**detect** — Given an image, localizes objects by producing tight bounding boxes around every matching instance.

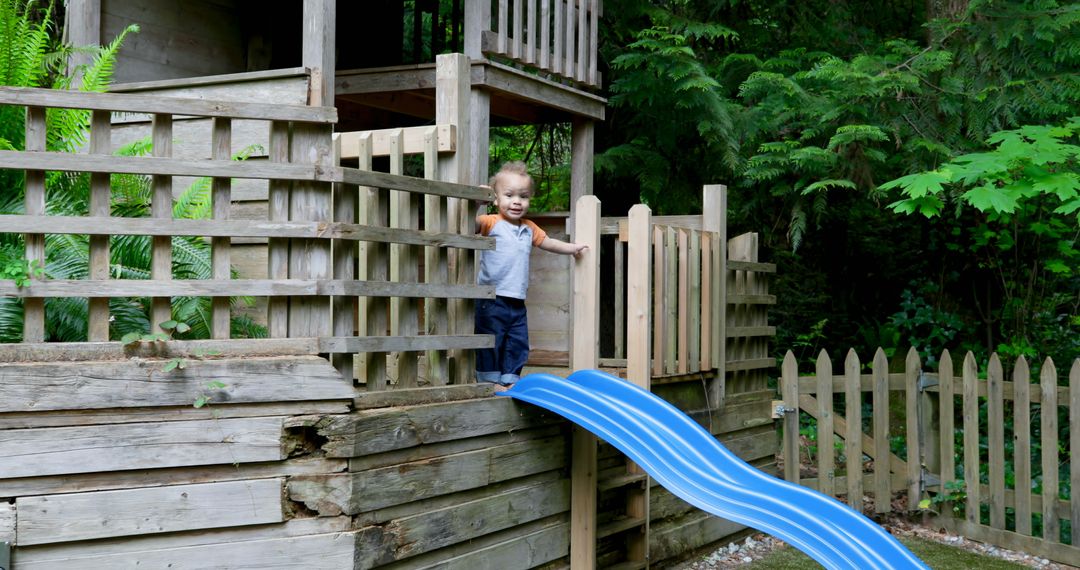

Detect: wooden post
[332,134,356,381]
[987,354,1004,528]
[464,0,491,58]
[816,349,835,498]
[625,203,651,566]
[905,347,922,511]
[938,350,955,516]
[303,0,335,106]
[356,134,389,391]
[1040,357,1059,542]
[23,107,46,342]
[570,195,600,570]
[436,53,475,383]
[962,352,979,524]
[87,110,110,341]
[844,349,863,508]
[267,122,290,338]
[66,0,100,86]
[210,118,232,339]
[702,185,726,403]
[1014,356,1032,535]
[570,117,594,229]
[150,114,173,331]
[781,351,799,483]
[872,348,890,514]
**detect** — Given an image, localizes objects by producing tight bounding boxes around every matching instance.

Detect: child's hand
[571,243,589,257]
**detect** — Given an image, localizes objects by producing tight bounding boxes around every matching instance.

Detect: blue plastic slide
[498,369,928,570]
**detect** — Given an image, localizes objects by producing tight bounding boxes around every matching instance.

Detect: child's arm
[538,237,589,257]
[475,185,493,231]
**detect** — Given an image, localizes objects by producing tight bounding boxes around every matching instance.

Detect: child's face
[494,173,531,222]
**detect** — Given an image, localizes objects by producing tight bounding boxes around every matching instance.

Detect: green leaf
[193,396,209,408]
[121,331,142,345]
[801,179,856,194]
[162,358,180,372]
[206,381,227,390]
[175,322,191,333]
[159,319,179,331]
[879,170,951,199]
[962,183,1019,213]
[918,499,932,510]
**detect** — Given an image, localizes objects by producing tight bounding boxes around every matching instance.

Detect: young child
[474,161,588,389]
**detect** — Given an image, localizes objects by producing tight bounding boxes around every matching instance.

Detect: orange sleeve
[524,219,548,246]
[476,214,498,236]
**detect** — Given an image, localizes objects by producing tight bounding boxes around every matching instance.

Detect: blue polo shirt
[476,214,548,299]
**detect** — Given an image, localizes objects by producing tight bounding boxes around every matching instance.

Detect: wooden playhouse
[0,1,777,568]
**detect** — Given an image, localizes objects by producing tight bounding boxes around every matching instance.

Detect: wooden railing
[0,86,493,389]
[779,348,1080,566]
[482,0,602,88]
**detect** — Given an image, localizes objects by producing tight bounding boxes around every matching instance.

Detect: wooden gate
[779,348,1080,566]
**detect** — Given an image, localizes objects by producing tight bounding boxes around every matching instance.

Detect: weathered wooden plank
[0,279,493,299]
[652,226,664,378]
[1014,356,1033,535]
[267,120,290,338]
[357,133,388,390]
[0,417,285,479]
[0,356,351,413]
[423,128,450,385]
[476,61,606,120]
[389,129,420,387]
[391,519,567,570]
[816,350,835,498]
[150,113,175,330]
[0,86,336,122]
[988,354,1005,528]
[23,106,46,342]
[963,351,980,524]
[781,352,799,483]
[844,349,864,510]
[626,205,651,387]
[539,0,551,69]
[1040,357,1060,542]
[905,348,922,511]
[676,229,689,374]
[0,456,343,499]
[290,436,565,515]
[938,350,956,516]
[319,334,493,354]
[0,501,13,544]
[353,478,569,569]
[934,517,1080,569]
[316,397,560,457]
[210,117,233,339]
[341,167,493,201]
[649,509,744,564]
[337,125,455,158]
[0,338,319,362]
[872,348,890,513]
[87,110,111,341]
[17,479,283,545]
[16,531,355,569]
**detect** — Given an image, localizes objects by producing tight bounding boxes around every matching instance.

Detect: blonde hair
[489,161,534,194]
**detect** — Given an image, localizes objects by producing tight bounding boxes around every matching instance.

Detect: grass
[743,536,1029,569]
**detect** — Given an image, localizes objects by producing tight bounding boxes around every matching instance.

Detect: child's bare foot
[492,383,513,392]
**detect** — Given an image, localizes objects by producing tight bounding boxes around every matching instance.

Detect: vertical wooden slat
[564,0,575,79]
[1014,356,1032,535]
[702,185,725,384]
[87,110,111,341]
[1070,359,1080,539]
[267,121,290,338]
[287,122,334,339]
[872,347,890,514]
[210,118,232,340]
[357,135,388,391]
[938,350,956,517]
[664,226,677,375]
[23,106,46,342]
[1040,357,1059,543]
[525,0,536,63]
[512,0,522,59]
[651,225,664,378]
[699,235,712,371]
[577,0,587,80]
[552,0,563,75]
[625,203,651,567]
[588,0,599,85]
[905,347,922,511]
[150,113,173,330]
[498,0,508,54]
[390,130,419,388]
[676,229,688,374]
[844,349,862,509]
[781,351,799,483]
[423,127,449,385]
[570,195,600,570]
[625,204,650,387]
[613,235,625,359]
[988,353,1005,528]
[963,352,980,524]
[331,134,356,381]
[540,0,550,70]
[816,349,835,498]
[687,231,700,373]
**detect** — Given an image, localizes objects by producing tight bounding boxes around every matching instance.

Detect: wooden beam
[336,125,455,157]
[302,0,335,106]
[477,61,605,120]
[0,279,494,299]
[0,86,336,123]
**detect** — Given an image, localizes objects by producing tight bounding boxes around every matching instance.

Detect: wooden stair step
[597,515,647,539]
[598,469,648,492]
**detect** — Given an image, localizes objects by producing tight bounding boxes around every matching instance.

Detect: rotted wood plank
[289,435,565,515]
[353,478,568,569]
[0,356,351,412]
[0,279,494,299]
[0,338,320,362]
[17,479,284,545]
[315,397,561,457]
[0,417,285,479]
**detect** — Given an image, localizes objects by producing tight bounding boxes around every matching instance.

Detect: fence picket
[677,229,688,374]
[844,349,862,508]
[664,226,677,374]
[687,231,701,373]
[23,106,45,342]
[1014,356,1032,535]
[651,226,664,378]
[939,350,956,517]
[988,354,1005,529]
[210,118,233,340]
[872,348,890,513]
[150,113,174,330]
[782,351,799,484]
[905,348,921,511]
[1040,358,1059,542]
[816,349,835,498]
[963,352,980,524]
[1071,359,1080,540]
[87,110,111,341]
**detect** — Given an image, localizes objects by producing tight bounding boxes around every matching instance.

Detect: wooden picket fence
[779,348,1080,565]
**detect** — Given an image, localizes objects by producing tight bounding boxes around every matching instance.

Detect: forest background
[499,0,1080,368]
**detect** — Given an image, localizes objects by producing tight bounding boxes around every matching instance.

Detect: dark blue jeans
[474,296,529,385]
